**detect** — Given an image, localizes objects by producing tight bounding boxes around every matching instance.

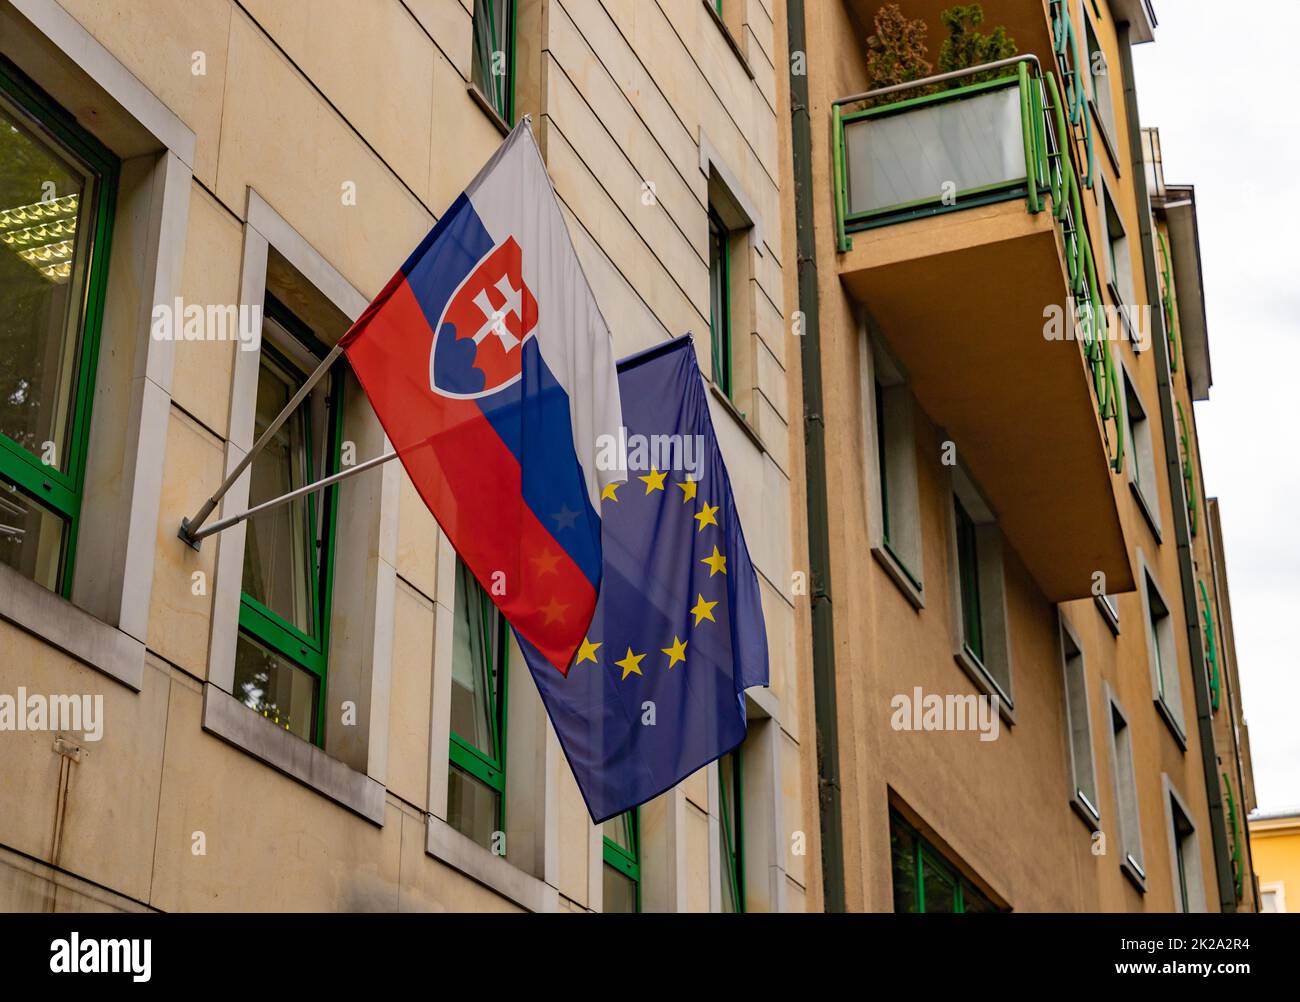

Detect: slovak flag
[340,119,623,673]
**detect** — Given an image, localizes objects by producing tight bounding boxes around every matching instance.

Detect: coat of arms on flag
[340,118,623,674]
[430,236,538,398]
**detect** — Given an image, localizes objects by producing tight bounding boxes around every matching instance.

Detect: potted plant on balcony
[863,4,933,106]
[937,3,1018,83]
[862,3,1017,104]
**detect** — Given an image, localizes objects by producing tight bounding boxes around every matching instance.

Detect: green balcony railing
[1176,401,1199,537]
[1048,0,1095,192]
[1199,578,1221,713]
[1158,230,1181,373]
[831,56,1124,473]
[1222,772,1244,902]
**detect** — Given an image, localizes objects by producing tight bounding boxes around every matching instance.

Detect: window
[1060,621,1100,827]
[1166,785,1204,912]
[954,497,983,660]
[603,809,640,913]
[1142,564,1184,742]
[707,204,732,399]
[890,811,997,913]
[950,470,1012,707]
[1085,17,1117,145]
[869,338,922,597]
[0,59,116,597]
[1101,184,1132,305]
[234,297,344,745]
[718,748,744,912]
[448,557,509,850]
[1108,697,1146,887]
[1123,368,1160,534]
[471,0,516,123]
[1096,592,1120,635]
[1260,882,1285,913]
[1172,809,1190,912]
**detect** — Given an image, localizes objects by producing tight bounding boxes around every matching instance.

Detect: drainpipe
[1116,23,1236,912]
[786,0,845,912]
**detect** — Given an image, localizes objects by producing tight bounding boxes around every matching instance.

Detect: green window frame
[0,56,118,598]
[235,295,344,747]
[447,558,510,851]
[707,204,732,399]
[719,748,745,912]
[954,496,984,663]
[602,808,641,913]
[471,0,518,124]
[889,810,997,913]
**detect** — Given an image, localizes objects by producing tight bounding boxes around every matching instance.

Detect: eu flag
[514,335,769,823]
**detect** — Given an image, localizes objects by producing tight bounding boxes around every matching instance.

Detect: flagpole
[185,448,399,544]
[177,341,344,548]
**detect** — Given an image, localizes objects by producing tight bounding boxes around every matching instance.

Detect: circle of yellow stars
[580,468,726,681]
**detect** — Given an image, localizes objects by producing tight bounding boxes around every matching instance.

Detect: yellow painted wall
[1250,816,1300,913]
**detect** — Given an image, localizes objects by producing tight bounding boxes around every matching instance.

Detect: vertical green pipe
[787,0,846,913]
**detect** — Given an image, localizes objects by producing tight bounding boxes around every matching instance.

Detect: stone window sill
[201,682,386,825]
[425,812,558,912]
[0,562,144,692]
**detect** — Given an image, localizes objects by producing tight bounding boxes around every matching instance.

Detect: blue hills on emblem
[432,321,487,396]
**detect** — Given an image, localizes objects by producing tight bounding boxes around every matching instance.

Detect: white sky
[1131,1,1300,813]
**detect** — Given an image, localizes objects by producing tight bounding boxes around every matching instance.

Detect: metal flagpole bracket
[177,516,203,551]
[176,341,345,550]
[180,450,399,548]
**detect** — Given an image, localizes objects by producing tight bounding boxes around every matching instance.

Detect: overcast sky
[1131,1,1300,813]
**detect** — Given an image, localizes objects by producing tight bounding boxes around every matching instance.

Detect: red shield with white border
[428,236,539,399]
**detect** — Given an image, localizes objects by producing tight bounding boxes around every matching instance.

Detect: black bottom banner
[0,910,1287,988]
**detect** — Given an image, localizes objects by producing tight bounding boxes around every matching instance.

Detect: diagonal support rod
[184,448,398,545]
[178,342,344,549]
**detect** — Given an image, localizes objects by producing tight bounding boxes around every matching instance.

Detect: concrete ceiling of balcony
[839,198,1135,602]
[845,0,1057,84]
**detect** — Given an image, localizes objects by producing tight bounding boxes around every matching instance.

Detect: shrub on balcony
[937,4,1018,83]
[864,3,933,105]
[862,3,1018,108]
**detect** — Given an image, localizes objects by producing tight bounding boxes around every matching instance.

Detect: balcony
[831,56,1133,601]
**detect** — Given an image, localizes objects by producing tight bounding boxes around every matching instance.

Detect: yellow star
[530,550,560,578]
[601,481,622,502]
[690,593,718,626]
[614,647,646,680]
[575,637,601,665]
[638,467,667,494]
[541,596,570,624]
[701,545,727,577]
[676,478,698,503]
[694,502,719,532]
[661,635,687,668]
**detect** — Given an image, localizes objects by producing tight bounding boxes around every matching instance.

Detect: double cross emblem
[470,274,525,353]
